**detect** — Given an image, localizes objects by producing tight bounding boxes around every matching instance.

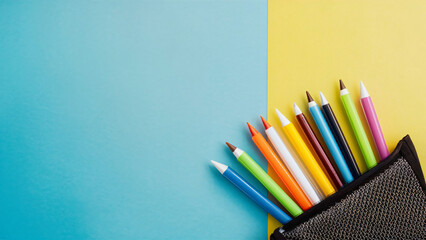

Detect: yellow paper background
[268,0,426,235]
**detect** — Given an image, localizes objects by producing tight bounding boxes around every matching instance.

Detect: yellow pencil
[276,108,335,197]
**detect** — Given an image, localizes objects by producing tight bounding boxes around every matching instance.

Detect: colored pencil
[293,102,344,188]
[226,142,306,214]
[275,109,336,197]
[260,116,322,205]
[340,80,377,169]
[247,123,311,212]
[360,82,389,161]
[320,92,361,179]
[211,161,292,224]
[306,92,354,184]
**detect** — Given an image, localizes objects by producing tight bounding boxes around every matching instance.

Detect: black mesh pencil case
[271,135,426,240]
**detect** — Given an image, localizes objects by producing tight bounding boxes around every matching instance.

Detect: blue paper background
[0,1,267,239]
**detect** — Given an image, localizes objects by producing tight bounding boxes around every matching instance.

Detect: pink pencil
[360,82,389,161]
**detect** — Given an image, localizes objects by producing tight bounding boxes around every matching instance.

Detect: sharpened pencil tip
[275,108,291,127]
[339,79,346,90]
[247,122,259,136]
[360,81,369,98]
[211,160,228,174]
[293,103,302,115]
[260,116,271,130]
[320,92,328,106]
[225,142,237,152]
[306,91,314,102]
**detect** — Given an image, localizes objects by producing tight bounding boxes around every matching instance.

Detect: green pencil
[339,80,377,169]
[226,142,303,217]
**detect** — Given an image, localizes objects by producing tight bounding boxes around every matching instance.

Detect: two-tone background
[1,1,425,239]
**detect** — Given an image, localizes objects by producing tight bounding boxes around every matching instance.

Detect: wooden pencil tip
[339,79,346,90]
[225,142,237,152]
[306,91,314,102]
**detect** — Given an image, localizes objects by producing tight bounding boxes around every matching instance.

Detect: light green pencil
[339,80,377,169]
[226,142,303,217]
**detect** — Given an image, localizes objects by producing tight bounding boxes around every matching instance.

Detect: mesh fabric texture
[274,157,426,240]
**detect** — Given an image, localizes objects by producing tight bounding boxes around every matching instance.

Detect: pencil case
[270,135,426,240]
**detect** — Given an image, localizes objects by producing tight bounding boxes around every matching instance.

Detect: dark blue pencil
[320,92,361,179]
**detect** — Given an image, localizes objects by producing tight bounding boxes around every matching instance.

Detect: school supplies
[340,80,377,169]
[293,102,344,188]
[306,92,354,184]
[247,123,311,211]
[211,160,292,224]
[261,116,322,205]
[212,80,393,229]
[360,82,389,161]
[320,92,361,178]
[275,109,336,197]
[226,142,306,214]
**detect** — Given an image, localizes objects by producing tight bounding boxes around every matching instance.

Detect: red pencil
[293,103,344,189]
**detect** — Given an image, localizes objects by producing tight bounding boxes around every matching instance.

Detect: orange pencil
[247,122,312,211]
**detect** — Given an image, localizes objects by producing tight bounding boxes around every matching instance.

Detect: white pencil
[260,116,322,205]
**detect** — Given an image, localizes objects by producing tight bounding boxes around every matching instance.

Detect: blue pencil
[306,92,354,184]
[211,160,292,224]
